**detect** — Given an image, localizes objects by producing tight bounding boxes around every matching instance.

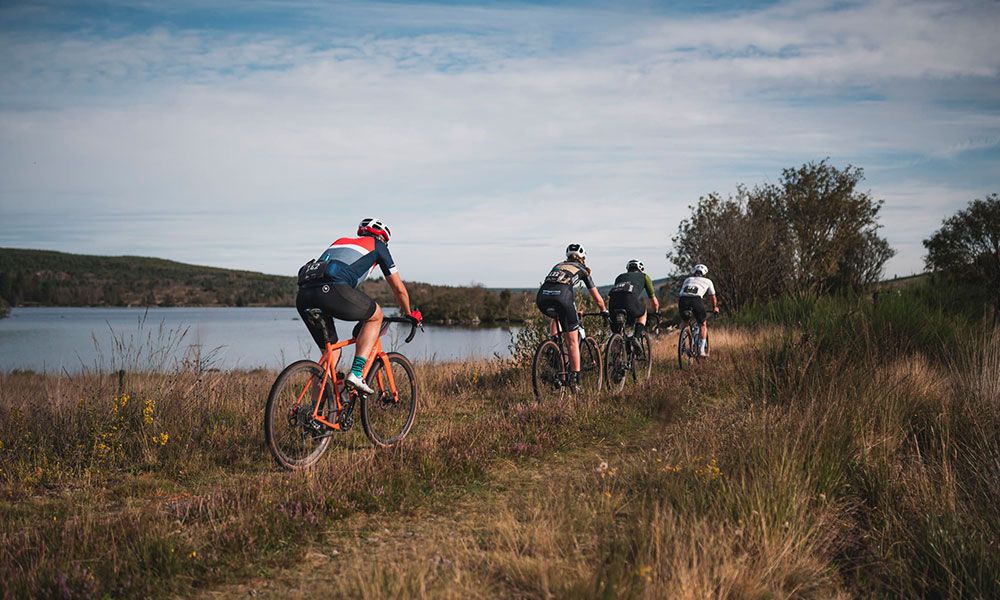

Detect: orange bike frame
[296,330,400,431]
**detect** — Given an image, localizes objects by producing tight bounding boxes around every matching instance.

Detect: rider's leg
[699,319,709,355]
[352,304,384,373]
[565,329,581,372]
[635,309,647,337]
[344,305,383,393]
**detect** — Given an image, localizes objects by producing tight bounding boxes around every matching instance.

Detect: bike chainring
[337,393,356,431]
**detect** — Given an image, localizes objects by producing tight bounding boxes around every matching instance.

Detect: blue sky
[1,0,998,286]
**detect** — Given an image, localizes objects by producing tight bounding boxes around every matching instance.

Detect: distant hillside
[0,248,297,309]
[0,248,537,324]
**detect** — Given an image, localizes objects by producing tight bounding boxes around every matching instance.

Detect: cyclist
[296,217,422,394]
[536,244,608,389]
[677,263,719,356]
[608,259,660,339]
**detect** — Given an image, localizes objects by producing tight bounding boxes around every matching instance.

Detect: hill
[0,248,537,324]
[0,248,296,309]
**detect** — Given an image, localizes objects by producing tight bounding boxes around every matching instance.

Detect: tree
[776,160,894,294]
[924,193,1000,306]
[666,186,791,309]
[667,160,894,308]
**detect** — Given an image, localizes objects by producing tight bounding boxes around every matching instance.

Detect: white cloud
[1,0,998,285]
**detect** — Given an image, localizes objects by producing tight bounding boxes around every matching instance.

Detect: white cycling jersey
[679,276,716,298]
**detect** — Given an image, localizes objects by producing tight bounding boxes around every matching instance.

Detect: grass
[2,290,998,598]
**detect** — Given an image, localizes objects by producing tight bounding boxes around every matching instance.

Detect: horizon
[2,0,998,286]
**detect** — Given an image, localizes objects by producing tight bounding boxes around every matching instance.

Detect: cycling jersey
[543,261,596,289]
[679,276,716,298]
[611,272,655,299]
[317,236,397,289]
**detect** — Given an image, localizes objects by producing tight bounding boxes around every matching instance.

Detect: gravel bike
[677,311,714,369]
[531,313,604,401]
[264,311,420,470]
[604,309,654,392]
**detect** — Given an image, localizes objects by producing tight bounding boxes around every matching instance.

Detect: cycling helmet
[692,264,708,276]
[358,217,391,243]
[565,243,586,261]
[627,259,644,272]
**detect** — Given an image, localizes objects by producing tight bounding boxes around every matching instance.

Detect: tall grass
[2,287,997,597]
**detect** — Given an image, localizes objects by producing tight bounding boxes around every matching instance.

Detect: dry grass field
[1,301,998,598]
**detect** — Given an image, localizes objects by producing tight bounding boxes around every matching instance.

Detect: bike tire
[264,360,333,470]
[361,352,417,447]
[637,333,653,380]
[578,336,603,394]
[677,328,693,370]
[604,333,628,393]
[532,339,565,401]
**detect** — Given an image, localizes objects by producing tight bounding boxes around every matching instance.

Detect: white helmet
[627,259,644,272]
[693,264,708,276]
[358,217,391,243]
[566,243,586,261]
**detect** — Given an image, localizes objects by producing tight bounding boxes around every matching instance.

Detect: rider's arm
[706,294,719,312]
[706,279,719,312]
[588,286,607,312]
[644,274,659,312]
[579,269,607,312]
[385,272,412,315]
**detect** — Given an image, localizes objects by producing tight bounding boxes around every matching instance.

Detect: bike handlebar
[383,316,421,343]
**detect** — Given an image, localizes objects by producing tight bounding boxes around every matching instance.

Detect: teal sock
[351,356,367,378]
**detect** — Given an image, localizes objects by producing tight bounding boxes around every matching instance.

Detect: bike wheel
[604,333,628,393]
[636,333,653,380]
[264,360,333,470]
[361,352,417,447]
[532,339,565,401]
[578,336,603,394]
[677,328,694,370]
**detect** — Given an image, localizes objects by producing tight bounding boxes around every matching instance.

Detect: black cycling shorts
[296,283,377,348]
[608,291,645,332]
[678,295,707,325]
[536,283,580,332]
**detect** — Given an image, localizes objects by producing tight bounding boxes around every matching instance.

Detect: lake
[0,307,519,373]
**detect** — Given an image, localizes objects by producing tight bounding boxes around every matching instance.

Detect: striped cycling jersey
[317,236,398,289]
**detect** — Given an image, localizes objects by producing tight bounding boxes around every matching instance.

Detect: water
[0,307,518,373]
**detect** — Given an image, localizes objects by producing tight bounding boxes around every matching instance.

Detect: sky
[1,0,998,287]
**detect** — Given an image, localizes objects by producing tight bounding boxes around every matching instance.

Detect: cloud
[1,0,998,285]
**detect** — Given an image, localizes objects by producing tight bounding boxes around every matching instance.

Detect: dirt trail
[199,418,666,599]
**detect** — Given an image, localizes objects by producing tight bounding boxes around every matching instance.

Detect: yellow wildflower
[189,551,198,559]
[638,565,654,582]
[696,458,722,481]
[156,432,169,446]
[143,399,155,425]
